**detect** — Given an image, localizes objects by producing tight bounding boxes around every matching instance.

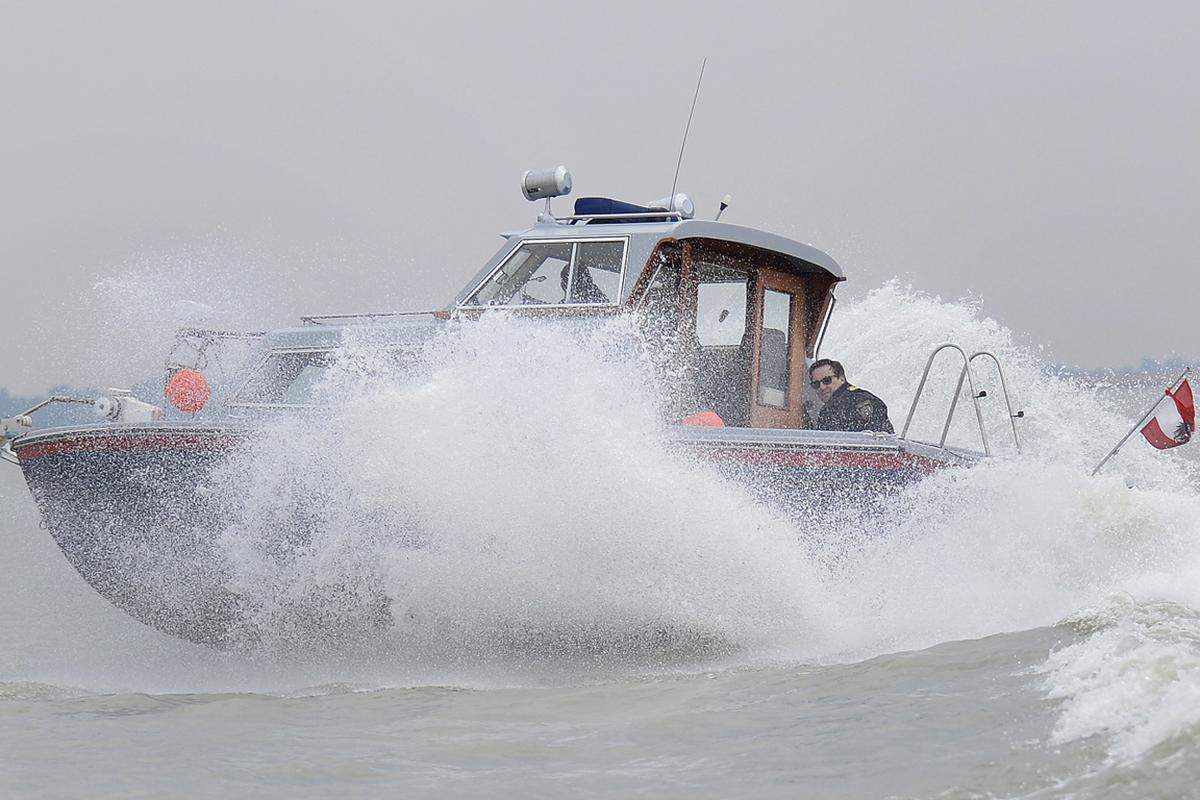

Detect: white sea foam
[43,250,283,394]
[828,282,1196,484]
[829,285,1200,760]
[27,275,1200,762]
[1040,598,1200,763]
[216,314,829,660]
[815,461,1200,661]
[205,285,1200,680]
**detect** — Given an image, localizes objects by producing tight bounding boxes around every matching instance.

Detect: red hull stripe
[695,447,944,473]
[17,433,946,474]
[16,433,240,461]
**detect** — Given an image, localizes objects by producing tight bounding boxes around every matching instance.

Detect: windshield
[233,346,421,406]
[464,239,626,307]
[234,350,333,405]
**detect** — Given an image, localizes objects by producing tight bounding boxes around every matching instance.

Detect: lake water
[3,285,1199,798]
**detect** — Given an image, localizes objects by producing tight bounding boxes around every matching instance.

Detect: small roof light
[521,166,573,201]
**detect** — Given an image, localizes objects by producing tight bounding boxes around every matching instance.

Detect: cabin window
[642,256,681,311]
[695,265,748,346]
[234,350,333,405]
[568,240,624,304]
[758,289,792,407]
[638,250,683,340]
[464,238,627,307]
[692,263,752,426]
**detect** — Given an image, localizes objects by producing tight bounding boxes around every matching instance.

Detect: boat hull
[15,423,973,646]
[15,425,243,646]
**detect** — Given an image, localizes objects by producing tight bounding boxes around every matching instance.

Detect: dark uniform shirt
[815,384,894,433]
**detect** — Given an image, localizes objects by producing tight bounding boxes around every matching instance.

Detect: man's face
[810,365,845,403]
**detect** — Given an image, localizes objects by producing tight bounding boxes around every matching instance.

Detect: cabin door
[750,270,809,428]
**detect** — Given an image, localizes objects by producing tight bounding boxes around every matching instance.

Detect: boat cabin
[228,177,844,432]
[451,196,844,430]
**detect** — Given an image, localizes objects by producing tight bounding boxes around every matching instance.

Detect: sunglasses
[810,375,837,389]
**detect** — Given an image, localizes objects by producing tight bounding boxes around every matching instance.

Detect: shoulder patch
[857,400,873,419]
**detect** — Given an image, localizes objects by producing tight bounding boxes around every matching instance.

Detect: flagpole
[1090,367,1191,476]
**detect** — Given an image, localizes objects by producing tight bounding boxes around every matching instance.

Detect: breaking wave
[212,282,1200,764]
[16,276,1200,767]
[1041,598,1200,766]
[216,314,826,662]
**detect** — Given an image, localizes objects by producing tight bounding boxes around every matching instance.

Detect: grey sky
[2,1,1198,394]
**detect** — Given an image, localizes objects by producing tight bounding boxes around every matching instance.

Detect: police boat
[1,167,1023,645]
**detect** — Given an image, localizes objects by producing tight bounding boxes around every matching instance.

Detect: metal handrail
[300,310,442,326]
[173,327,266,339]
[900,343,991,456]
[556,211,685,223]
[812,294,837,360]
[1,395,96,466]
[165,327,267,373]
[969,350,1024,454]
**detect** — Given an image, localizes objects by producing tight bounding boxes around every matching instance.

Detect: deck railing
[899,343,1024,456]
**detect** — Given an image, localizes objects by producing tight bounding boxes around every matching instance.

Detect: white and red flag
[1140,379,1195,449]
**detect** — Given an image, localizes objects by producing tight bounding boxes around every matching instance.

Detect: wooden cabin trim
[667,237,834,430]
[670,221,845,279]
[451,305,625,321]
[748,270,810,429]
[625,240,683,308]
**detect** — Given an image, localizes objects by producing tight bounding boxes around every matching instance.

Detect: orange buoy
[682,411,725,427]
[165,368,211,414]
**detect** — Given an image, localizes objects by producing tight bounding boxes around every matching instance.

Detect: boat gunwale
[669,426,980,465]
[11,420,978,468]
[11,423,245,461]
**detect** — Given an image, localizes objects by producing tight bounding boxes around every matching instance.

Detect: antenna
[715,193,732,221]
[670,57,707,199]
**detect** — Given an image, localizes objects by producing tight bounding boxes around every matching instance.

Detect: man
[809,358,894,433]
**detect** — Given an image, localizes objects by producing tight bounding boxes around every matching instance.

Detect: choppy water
[4,283,1200,798]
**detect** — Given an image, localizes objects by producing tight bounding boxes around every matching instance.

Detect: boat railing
[899,344,1024,456]
[1,395,96,465]
[300,311,444,326]
[555,211,686,224]
[165,327,266,370]
[968,350,1024,454]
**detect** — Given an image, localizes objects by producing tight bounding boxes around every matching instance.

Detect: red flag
[1140,379,1195,449]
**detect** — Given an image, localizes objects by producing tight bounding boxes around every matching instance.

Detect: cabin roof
[669,220,844,278]
[456,218,844,308]
[497,219,842,278]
